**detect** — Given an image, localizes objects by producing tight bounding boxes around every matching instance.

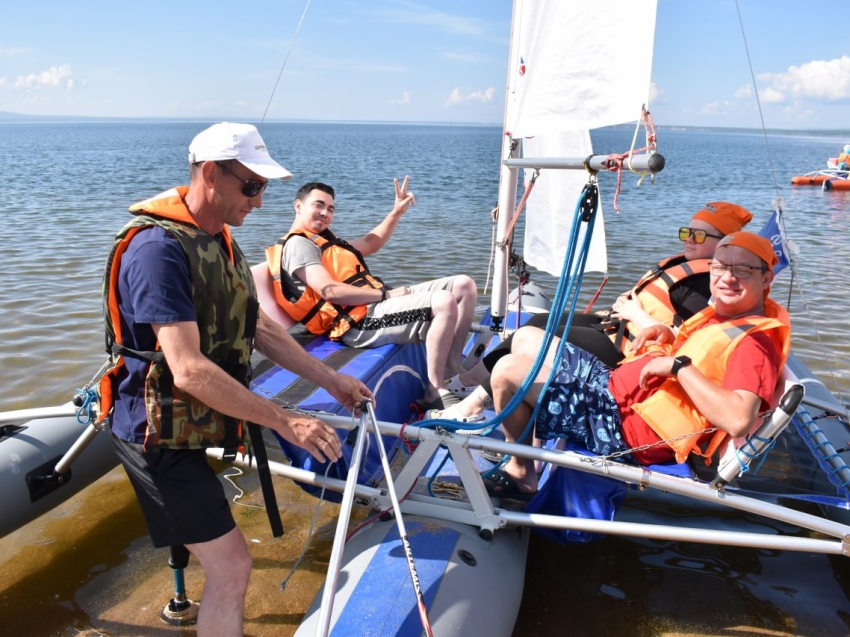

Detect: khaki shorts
[340,276,458,349]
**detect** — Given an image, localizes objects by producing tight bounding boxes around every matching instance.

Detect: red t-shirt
[609,318,782,465]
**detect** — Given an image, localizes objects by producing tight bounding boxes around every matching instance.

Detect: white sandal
[424,408,485,424]
[444,375,478,398]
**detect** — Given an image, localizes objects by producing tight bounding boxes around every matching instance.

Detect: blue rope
[75,388,98,424]
[730,433,777,476]
[417,184,600,484]
[792,408,850,491]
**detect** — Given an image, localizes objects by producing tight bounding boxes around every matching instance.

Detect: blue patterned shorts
[535,341,628,457]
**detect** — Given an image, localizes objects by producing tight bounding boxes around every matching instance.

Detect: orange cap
[715,231,778,268]
[692,202,753,236]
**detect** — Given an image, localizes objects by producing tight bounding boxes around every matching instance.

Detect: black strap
[110,342,166,364]
[613,317,629,352]
[247,422,284,538]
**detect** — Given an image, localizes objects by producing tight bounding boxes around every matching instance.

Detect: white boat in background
[2,1,850,635]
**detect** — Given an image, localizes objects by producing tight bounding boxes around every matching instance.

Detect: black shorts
[111,434,235,548]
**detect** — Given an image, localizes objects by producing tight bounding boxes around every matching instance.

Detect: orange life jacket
[604,255,711,355]
[630,298,791,464]
[97,187,257,453]
[265,229,385,339]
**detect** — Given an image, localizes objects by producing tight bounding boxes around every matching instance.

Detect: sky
[1,0,848,130]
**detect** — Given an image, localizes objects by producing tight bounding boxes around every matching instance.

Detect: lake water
[1,121,849,635]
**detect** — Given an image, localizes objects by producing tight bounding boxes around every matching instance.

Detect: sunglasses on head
[215,161,268,198]
[679,226,724,244]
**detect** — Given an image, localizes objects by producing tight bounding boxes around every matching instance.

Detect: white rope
[260,0,313,126]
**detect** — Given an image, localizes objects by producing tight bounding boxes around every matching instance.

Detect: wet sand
[0,459,346,637]
[4,458,850,636]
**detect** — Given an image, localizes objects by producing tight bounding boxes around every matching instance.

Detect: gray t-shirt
[281,235,322,294]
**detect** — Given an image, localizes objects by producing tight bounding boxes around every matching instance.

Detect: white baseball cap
[187,122,292,181]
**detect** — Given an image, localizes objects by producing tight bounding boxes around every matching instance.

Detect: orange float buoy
[791,174,831,186]
[823,178,850,191]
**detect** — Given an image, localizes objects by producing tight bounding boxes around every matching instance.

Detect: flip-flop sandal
[478,448,504,463]
[482,467,537,502]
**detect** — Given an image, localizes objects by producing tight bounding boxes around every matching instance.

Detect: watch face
[673,356,691,376]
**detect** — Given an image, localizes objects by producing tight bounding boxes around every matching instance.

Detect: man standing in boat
[266,179,478,412]
[486,231,790,498]
[98,122,373,637]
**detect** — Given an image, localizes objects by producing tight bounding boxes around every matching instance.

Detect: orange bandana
[716,231,778,268]
[693,202,753,235]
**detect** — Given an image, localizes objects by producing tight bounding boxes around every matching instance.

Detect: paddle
[364,401,434,637]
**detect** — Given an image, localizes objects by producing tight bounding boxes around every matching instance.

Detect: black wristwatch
[671,355,692,377]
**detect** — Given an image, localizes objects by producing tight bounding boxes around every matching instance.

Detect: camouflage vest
[99,188,258,452]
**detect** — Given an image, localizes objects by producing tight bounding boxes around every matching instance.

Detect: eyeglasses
[709,261,768,279]
[679,227,724,244]
[215,161,268,198]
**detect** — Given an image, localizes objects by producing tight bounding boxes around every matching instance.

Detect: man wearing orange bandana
[486,231,790,499]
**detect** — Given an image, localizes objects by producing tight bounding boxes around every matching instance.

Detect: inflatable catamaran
[2,1,850,636]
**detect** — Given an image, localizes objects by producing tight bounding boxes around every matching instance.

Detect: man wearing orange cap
[435,202,752,424]
[485,231,790,499]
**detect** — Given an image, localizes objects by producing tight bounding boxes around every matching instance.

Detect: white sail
[513,0,656,278]
[492,0,658,315]
[505,0,658,138]
[522,132,608,276]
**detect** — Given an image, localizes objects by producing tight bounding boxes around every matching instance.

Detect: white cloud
[648,81,663,103]
[757,56,850,102]
[0,44,32,57]
[391,91,412,106]
[701,100,734,116]
[702,101,720,115]
[445,87,495,105]
[734,84,752,98]
[378,1,492,39]
[0,78,6,88]
[760,87,785,104]
[442,51,488,63]
[14,64,74,90]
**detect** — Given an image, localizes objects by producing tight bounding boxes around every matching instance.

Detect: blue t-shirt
[109,226,196,443]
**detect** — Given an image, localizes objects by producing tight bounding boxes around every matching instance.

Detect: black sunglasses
[215,161,268,198]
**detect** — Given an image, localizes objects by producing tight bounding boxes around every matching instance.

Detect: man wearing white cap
[98,122,372,636]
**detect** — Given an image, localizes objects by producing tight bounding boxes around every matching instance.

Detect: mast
[490,0,523,329]
[489,0,663,328]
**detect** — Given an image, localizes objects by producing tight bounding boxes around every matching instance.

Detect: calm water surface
[1,122,849,635]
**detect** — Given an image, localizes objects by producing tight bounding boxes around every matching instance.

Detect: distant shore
[1,110,848,136]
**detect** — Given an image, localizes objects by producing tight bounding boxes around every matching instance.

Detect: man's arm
[153,320,344,461]
[254,309,374,413]
[638,356,763,437]
[612,293,661,333]
[349,176,415,256]
[297,263,410,306]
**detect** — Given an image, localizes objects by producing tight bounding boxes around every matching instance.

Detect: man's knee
[512,326,544,357]
[431,290,459,317]
[454,275,477,300]
[491,354,522,395]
